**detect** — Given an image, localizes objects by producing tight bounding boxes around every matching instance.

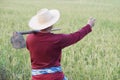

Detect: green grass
[0,0,120,80]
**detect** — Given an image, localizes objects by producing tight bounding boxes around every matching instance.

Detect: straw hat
[28,8,60,30]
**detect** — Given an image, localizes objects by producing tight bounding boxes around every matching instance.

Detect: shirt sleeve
[59,24,92,48]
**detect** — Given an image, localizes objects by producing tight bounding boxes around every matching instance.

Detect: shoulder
[51,33,66,39]
[26,34,35,41]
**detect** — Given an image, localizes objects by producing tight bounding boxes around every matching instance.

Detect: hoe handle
[17,28,61,35]
[18,30,39,35]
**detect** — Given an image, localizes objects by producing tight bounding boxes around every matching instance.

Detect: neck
[40,26,52,33]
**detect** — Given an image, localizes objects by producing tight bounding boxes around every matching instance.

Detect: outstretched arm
[59,17,96,48]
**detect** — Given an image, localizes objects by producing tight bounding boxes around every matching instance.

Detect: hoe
[11,28,60,49]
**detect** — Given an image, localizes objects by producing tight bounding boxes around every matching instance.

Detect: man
[26,8,96,80]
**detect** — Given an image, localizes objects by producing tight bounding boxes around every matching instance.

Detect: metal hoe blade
[11,32,26,49]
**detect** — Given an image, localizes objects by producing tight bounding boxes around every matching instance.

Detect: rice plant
[0,0,120,80]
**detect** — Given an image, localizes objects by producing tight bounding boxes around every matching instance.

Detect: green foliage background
[0,0,120,80]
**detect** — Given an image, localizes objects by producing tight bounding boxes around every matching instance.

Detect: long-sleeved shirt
[26,24,92,80]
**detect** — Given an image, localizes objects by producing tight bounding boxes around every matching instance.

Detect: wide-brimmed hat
[28,8,60,30]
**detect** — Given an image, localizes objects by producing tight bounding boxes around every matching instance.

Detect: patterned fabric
[63,76,68,80]
[32,66,68,80]
[32,66,62,75]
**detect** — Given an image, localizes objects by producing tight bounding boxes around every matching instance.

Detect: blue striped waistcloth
[32,66,68,80]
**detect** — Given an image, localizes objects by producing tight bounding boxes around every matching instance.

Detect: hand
[87,17,96,27]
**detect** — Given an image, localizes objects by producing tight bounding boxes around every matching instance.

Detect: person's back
[26,32,63,69]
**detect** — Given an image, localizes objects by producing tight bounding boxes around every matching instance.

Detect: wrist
[87,24,92,28]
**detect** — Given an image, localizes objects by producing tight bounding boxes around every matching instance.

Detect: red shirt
[26,24,92,80]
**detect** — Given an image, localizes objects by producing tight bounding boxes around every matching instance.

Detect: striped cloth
[32,66,68,80]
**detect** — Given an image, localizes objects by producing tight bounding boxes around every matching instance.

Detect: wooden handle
[18,30,39,35]
[17,28,61,35]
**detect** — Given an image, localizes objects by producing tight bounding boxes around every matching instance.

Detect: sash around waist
[32,66,68,80]
[32,66,62,76]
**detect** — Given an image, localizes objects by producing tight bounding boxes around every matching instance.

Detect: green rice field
[0,0,120,80]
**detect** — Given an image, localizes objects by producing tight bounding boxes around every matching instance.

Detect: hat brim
[28,9,60,30]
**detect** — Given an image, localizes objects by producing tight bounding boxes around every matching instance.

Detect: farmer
[26,8,96,80]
